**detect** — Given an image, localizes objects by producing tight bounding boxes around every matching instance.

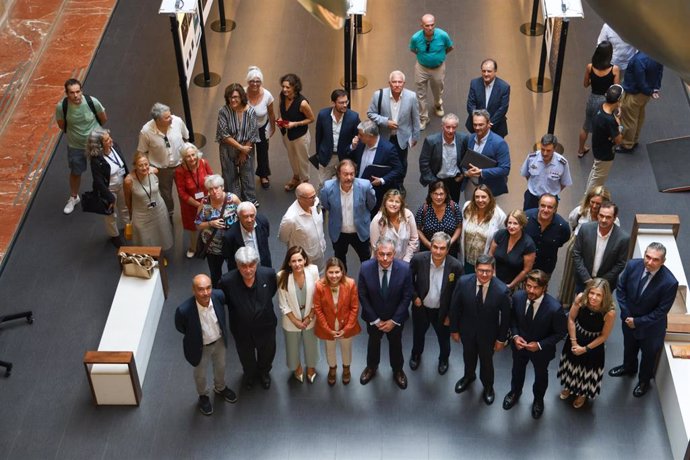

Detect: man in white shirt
[137,102,189,217]
[175,274,237,416]
[278,182,327,273]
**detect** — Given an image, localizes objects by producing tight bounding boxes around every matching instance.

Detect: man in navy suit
[462,109,511,198]
[315,89,360,187]
[359,237,414,389]
[222,201,272,271]
[611,242,678,397]
[418,113,469,203]
[502,270,566,419]
[175,274,238,415]
[319,159,376,272]
[410,232,464,375]
[349,120,403,216]
[465,59,511,138]
[450,254,511,405]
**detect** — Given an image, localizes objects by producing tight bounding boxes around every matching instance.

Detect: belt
[203,338,220,347]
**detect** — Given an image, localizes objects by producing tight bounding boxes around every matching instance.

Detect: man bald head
[296,182,317,212]
[192,274,212,307]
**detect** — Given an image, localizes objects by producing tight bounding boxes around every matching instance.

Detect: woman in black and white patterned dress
[557,278,616,409]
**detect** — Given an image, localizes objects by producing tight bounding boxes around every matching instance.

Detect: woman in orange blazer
[313,257,362,386]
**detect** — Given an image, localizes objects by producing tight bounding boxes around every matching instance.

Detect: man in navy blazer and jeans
[175,274,238,415]
[320,159,376,272]
[359,237,414,389]
[315,89,360,187]
[502,270,566,419]
[611,242,678,397]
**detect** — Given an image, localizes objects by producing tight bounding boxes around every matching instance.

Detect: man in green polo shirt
[410,14,454,131]
[55,78,107,214]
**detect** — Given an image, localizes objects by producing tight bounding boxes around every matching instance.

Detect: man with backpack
[55,78,107,214]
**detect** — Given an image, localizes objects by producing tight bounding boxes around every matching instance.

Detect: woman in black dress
[557,278,616,409]
[489,209,536,291]
[415,181,462,258]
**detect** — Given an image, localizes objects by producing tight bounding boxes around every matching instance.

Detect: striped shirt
[216,105,260,144]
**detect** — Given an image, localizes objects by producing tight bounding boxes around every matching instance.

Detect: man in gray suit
[572,201,629,293]
[418,113,469,202]
[367,70,421,184]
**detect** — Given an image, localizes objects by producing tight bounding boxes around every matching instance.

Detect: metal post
[355,14,362,34]
[526,21,553,93]
[211,0,236,33]
[547,19,570,134]
[520,0,545,36]
[343,17,351,95]
[192,0,220,87]
[351,16,358,87]
[170,15,195,143]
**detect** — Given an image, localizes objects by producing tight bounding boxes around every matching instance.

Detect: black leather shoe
[242,375,254,390]
[633,381,651,398]
[502,391,520,410]
[359,367,377,385]
[259,373,271,390]
[483,387,495,405]
[438,360,449,375]
[409,354,421,371]
[394,370,408,390]
[608,365,636,377]
[615,145,635,154]
[531,398,544,419]
[454,375,476,393]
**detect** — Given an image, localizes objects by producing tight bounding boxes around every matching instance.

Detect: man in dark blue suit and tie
[465,59,511,138]
[359,237,414,389]
[462,109,511,198]
[610,242,678,397]
[175,274,238,415]
[349,120,403,216]
[315,89,360,187]
[502,270,566,419]
[450,254,511,405]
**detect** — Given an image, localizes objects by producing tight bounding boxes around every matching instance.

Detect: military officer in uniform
[519,134,572,211]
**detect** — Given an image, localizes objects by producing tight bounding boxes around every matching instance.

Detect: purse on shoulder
[118,252,157,279]
[81,190,113,215]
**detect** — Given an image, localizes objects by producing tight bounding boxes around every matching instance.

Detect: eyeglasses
[248,80,261,85]
[425,41,431,52]
[476,269,492,275]
[163,135,170,149]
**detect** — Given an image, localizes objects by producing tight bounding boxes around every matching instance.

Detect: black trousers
[231,325,276,378]
[411,306,450,361]
[441,176,462,204]
[462,335,495,388]
[255,123,271,177]
[622,323,664,383]
[510,347,552,398]
[206,253,227,289]
[366,322,404,372]
[332,233,370,272]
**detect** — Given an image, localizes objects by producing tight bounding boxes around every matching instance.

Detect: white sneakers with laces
[63,195,80,214]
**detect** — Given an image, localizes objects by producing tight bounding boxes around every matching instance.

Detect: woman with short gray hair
[86,127,129,247]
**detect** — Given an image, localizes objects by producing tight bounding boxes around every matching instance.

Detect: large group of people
[56,14,677,421]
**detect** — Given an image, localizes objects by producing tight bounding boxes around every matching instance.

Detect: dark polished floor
[0,0,688,458]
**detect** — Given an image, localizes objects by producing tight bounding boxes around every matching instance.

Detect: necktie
[526,300,534,322]
[381,269,389,298]
[637,271,650,297]
[476,285,484,308]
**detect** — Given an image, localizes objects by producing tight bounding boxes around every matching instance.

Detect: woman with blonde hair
[369,189,419,262]
[313,257,361,385]
[557,278,616,409]
[489,209,536,290]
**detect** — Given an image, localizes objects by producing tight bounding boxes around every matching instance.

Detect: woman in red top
[176,142,213,258]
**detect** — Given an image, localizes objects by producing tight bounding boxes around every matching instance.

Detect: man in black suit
[502,270,566,419]
[409,232,463,375]
[315,89,360,187]
[222,201,272,271]
[349,119,403,215]
[359,237,414,389]
[450,254,510,405]
[611,242,679,397]
[219,247,278,390]
[572,201,629,293]
[174,274,237,415]
[418,113,469,203]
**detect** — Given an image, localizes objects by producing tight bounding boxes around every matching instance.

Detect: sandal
[284,176,300,192]
[328,366,337,386]
[573,395,586,409]
[559,389,571,400]
[577,147,590,158]
[342,365,351,385]
[260,177,270,189]
[293,364,304,383]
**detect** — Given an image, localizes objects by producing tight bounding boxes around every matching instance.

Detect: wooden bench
[83,247,166,406]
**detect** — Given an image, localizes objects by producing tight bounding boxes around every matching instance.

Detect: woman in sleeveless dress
[557,278,616,409]
[578,40,620,157]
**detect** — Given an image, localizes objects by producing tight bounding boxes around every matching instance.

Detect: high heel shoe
[573,395,586,409]
[293,365,304,383]
[342,365,351,385]
[327,367,337,386]
[307,367,316,384]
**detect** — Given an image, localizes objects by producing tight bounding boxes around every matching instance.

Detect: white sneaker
[63,195,80,214]
[435,105,445,117]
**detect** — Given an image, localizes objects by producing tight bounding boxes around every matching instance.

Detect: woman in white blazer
[369,188,419,261]
[460,184,506,273]
[278,246,321,383]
